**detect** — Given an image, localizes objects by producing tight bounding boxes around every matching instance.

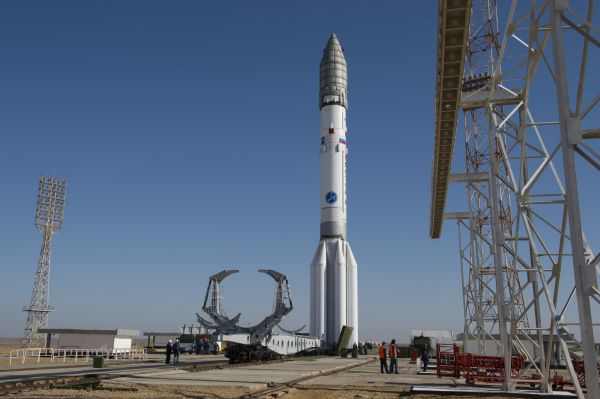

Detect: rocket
[310,33,358,347]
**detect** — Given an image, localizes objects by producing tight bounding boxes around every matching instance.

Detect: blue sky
[0,1,597,342]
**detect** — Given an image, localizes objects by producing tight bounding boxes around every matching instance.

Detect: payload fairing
[309,33,358,347]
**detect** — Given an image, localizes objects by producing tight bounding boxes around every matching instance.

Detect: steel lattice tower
[454,0,534,373]
[439,0,600,396]
[22,176,67,348]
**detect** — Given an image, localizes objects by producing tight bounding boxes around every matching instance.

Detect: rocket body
[320,104,347,239]
[310,34,358,348]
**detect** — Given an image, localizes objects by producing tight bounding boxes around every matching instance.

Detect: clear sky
[0,1,597,342]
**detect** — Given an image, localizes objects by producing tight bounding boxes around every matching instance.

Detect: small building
[410,330,454,355]
[38,328,140,352]
[143,331,180,349]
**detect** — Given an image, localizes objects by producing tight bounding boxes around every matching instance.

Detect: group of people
[377,341,430,374]
[378,339,399,374]
[191,338,212,355]
[165,337,219,364]
[356,341,371,355]
[165,339,181,365]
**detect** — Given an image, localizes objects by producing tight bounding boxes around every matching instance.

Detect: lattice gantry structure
[22,176,67,348]
[431,0,600,397]
[455,0,532,374]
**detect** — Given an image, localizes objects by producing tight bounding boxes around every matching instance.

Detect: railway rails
[235,358,376,399]
[0,357,377,397]
[0,358,227,395]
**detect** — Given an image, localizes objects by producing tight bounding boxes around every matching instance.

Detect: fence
[8,347,147,367]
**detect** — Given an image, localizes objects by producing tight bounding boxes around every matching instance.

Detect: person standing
[420,343,429,372]
[172,339,181,365]
[388,339,398,374]
[165,340,173,365]
[379,342,390,374]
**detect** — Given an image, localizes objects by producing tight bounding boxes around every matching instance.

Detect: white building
[38,328,140,352]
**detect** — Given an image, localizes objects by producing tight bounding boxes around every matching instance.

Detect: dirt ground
[4,382,538,399]
[0,338,22,367]
[5,383,251,398]
[0,338,22,354]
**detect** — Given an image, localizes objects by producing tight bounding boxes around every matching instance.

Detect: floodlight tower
[22,176,67,348]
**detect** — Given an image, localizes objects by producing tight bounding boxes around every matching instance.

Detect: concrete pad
[299,359,456,388]
[113,357,372,388]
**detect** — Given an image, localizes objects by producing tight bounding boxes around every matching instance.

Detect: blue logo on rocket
[325,191,338,204]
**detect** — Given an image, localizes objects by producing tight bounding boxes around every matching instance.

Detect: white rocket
[310,33,358,348]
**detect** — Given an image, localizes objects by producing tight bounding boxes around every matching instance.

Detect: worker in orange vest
[379,341,390,374]
[388,339,398,374]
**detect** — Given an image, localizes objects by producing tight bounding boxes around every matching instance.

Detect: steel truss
[22,176,66,348]
[449,0,600,396]
[198,269,294,345]
[451,1,533,365]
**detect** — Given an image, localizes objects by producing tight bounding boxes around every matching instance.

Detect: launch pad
[1,355,578,398]
[7,1,598,398]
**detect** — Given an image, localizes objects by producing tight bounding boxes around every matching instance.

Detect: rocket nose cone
[327,33,340,47]
[319,33,348,110]
[322,33,344,59]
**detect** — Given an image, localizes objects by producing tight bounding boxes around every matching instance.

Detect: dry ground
[0,338,22,354]
[5,383,251,398]
[0,338,25,368]
[4,382,539,399]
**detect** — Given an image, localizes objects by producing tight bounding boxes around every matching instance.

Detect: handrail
[7,347,147,366]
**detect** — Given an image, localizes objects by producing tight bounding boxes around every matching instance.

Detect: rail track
[235,358,376,399]
[0,357,377,397]
[0,358,233,395]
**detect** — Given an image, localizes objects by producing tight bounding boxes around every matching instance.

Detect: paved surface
[0,356,578,397]
[0,354,226,383]
[113,357,375,389]
[109,357,454,390]
[297,358,454,387]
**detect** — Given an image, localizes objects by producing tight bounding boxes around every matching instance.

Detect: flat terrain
[1,355,575,398]
[0,339,21,355]
[0,339,24,368]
